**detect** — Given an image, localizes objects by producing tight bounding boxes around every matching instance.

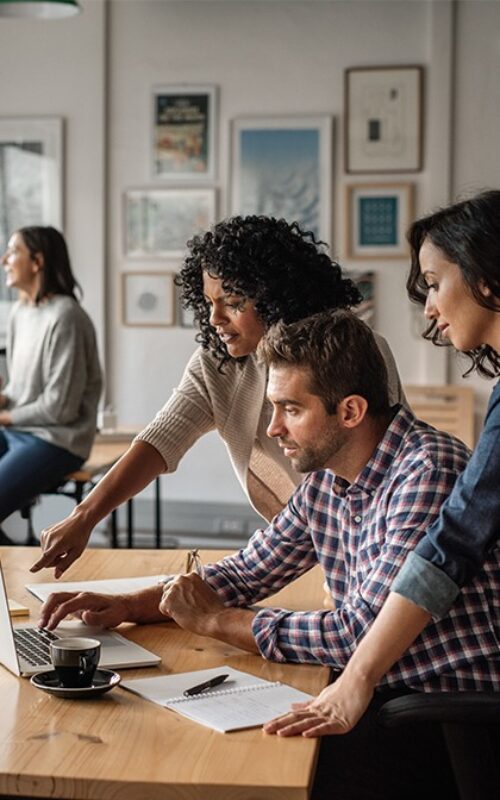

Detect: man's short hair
[258,309,390,415]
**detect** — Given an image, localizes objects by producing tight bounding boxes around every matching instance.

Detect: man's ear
[336,395,368,429]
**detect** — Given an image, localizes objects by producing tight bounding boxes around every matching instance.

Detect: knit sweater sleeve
[135,348,222,471]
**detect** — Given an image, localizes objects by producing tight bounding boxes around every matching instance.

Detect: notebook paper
[121,666,313,733]
[26,575,168,603]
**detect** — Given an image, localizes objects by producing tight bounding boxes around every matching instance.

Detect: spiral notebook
[121,666,313,733]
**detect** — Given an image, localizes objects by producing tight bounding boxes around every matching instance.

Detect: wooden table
[0,547,330,800]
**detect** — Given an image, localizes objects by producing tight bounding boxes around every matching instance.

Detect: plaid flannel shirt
[203,405,500,692]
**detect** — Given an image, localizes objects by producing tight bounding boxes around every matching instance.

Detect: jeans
[0,429,83,524]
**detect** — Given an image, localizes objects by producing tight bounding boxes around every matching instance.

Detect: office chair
[378,692,500,800]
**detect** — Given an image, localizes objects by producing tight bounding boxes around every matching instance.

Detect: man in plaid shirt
[41,310,499,693]
[40,309,498,798]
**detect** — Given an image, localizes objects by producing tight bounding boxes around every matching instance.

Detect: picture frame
[152,85,216,181]
[345,66,423,173]
[345,183,414,260]
[0,117,63,314]
[121,271,175,327]
[231,115,333,243]
[124,188,217,259]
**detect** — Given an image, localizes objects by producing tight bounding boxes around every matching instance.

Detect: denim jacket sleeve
[392,381,500,618]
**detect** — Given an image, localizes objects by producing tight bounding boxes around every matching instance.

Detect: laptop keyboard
[14,627,59,667]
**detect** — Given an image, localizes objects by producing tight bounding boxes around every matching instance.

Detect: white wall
[1,0,500,513]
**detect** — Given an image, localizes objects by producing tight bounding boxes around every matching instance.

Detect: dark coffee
[50,637,101,688]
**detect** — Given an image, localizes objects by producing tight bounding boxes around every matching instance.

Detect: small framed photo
[345,66,423,173]
[231,115,333,243]
[152,85,216,181]
[346,183,414,260]
[122,271,175,327]
[124,188,216,258]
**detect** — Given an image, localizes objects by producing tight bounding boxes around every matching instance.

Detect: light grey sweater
[3,296,102,459]
[137,332,405,522]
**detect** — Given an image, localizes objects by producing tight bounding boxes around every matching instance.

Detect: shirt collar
[346,404,416,496]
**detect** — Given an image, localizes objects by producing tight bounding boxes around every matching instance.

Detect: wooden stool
[21,436,164,549]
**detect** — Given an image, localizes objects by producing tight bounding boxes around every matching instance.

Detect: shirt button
[354,515,362,523]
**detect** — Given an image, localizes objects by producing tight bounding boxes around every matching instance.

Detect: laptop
[0,561,161,677]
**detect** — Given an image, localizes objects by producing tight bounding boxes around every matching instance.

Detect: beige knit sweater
[137,332,404,522]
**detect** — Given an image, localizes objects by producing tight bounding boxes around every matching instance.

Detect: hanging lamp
[0,0,80,18]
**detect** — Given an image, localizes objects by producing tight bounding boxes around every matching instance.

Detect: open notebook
[121,665,313,733]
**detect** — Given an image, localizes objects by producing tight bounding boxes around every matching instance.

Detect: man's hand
[0,410,11,425]
[39,591,132,631]
[159,573,226,635]
[30,512,93,577]
[263,670,375,737]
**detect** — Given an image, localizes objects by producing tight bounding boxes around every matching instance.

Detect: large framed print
[152,85,216,181]
[0,116,63,325]
[346,183,414,260]
[122,271,175,327]
[124,188,216,259]
[345,66,423,173]
[231,116,332,243]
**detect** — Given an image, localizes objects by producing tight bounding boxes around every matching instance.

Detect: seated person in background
[40,310,499,800]
[264,189,500,741]
[31,215,404,577]
[0,226,102,545]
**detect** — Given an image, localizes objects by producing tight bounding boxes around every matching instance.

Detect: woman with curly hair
[32,215,403,575]
[265,190,500,744]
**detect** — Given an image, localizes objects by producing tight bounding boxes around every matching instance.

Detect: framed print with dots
[345,183,413,260]
[122,272,175,327]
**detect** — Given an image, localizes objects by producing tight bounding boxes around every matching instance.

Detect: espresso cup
[50,637,101,688]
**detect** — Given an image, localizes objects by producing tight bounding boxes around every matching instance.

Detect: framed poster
[345,66,423,173]
[0,117,63,313]
[122,272,175,327]
[124,188,216,259]
[346,183,414,259]
[152,85,216,181]
[231,115,333,243]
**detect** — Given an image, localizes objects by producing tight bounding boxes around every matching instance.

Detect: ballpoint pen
[160,549,205,592]
[183,673,229,697]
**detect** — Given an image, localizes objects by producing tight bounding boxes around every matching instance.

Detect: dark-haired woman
[32,215,404,575]
[0,226,102,545]
[265,189,500,740]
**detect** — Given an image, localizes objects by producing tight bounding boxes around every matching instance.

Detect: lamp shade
[0,0,80,18]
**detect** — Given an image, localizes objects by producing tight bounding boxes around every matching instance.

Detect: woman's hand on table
[263,669,375,737]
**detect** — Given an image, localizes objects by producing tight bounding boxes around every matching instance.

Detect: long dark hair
[177,215,362,367]
[18,226,82,304]
[406,190,500,377]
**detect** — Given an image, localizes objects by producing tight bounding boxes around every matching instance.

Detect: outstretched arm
[264,592,430,737]
[31,440,166,577]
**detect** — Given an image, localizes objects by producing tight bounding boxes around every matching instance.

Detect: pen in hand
[160,549,205,592]
[183,673,229,697]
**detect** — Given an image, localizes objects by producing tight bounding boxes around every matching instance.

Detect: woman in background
[265,189,500,738]
[0,226,102,545]
[31,215,404,576]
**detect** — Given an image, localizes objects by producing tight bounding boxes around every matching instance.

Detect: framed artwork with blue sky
[231,116,333,245]
[345,183,413,260]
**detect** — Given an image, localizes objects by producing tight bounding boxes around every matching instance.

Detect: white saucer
[31,668,121,698]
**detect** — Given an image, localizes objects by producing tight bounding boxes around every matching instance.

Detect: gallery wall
[0,0,499,515]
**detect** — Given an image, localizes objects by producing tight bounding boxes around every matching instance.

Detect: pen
[160,549,205,592]
[183,673,229,697]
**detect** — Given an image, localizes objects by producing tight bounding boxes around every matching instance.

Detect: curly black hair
[176,215,362,367]
[406,190,500,378]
